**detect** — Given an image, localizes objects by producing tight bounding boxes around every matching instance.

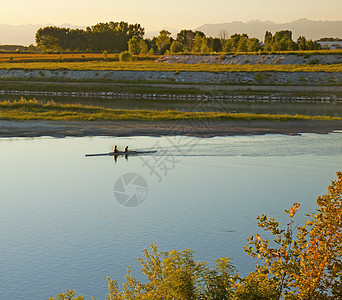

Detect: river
[0,133,341,299]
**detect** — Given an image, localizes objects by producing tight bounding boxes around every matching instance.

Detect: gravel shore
[1,119,342,138]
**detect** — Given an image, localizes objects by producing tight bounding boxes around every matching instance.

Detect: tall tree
[272,30,297,51]
[170,41,184,53]
[264,31,273,51]
[210,37,223,52]
[128,36,141,55]
[139,39,149,54]
[246,38,261,52]
[176,29,195,51]
[176,30,205,52]
[35,26,69,52]
[86,21,144,52]
[156,30,172,54]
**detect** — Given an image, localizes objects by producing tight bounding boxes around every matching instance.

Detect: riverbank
[2,99,340,121]
[1,119,342,138]
[1,80,342,96]
[1,68,342,86]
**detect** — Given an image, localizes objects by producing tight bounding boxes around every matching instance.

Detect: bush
[119,51,133,62]
[308,58,320,65]
[106,244,236,300]
[245,172,342,299]
[102,50,108,61]
[170,41,184,54]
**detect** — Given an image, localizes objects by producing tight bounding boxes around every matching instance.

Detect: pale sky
[1,0,342,31]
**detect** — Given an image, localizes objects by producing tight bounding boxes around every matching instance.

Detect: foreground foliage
[245,172,342,299]
[106,246,235,300]
[1,99,340,122]
[50,172,342,299]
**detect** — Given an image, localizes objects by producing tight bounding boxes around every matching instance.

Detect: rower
[124,146,129,153]
[113,145,118,153]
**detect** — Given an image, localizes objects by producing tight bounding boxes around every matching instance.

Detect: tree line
[35,22,144,52]
[36,22,322,54]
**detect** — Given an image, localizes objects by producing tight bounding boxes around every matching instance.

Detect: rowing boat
[85,150,157,157]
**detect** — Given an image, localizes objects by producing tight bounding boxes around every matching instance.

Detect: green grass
[1,99,341,122]
[1,61,342,72]
[0,81,205,95]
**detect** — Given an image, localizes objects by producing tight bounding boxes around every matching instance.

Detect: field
[0,52,160,63]
[1,99,341,122]
[0,52,105,62]
[1,60,342,72]
[1,50,342,63]
[1,51,342,72]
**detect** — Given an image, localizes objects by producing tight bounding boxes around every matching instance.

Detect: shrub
[254,73,263,83]
[106,244,236,300]
[308,58,320,65]
[48,290,84,300]
[102,50,108,61]
[119,51,133,62]
[170,41,184,54]
[245,172,342,299]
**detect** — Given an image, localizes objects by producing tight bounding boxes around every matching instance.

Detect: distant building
[316,41,342,50]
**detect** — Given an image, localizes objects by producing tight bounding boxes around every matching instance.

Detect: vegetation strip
[0,99,341,122]
[1,61,342,72]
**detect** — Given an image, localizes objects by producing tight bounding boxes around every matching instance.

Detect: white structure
[317,41,342,50]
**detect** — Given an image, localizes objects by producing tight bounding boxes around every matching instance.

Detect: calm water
[1,94,342,116]
[1,133,342,299]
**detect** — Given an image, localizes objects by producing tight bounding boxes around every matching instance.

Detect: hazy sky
[1,0,342,31]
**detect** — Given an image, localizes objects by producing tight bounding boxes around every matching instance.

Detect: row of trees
[127,30,261,55]
[50,172,342,299]
[131,29,320,54]
[264,30,321,51]
[35,22,144,52]
[36,22,322,54]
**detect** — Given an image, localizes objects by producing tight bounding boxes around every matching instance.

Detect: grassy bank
[1,61,342,72]
[0,81,206,95]
[1,99,341,122]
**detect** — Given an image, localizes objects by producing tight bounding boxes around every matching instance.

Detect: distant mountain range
[0,23,85,46]
[145,27,179,39]
[1,19,341,46]
[195,19,342,41]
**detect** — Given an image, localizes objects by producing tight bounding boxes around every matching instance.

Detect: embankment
[1,69,342,86]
